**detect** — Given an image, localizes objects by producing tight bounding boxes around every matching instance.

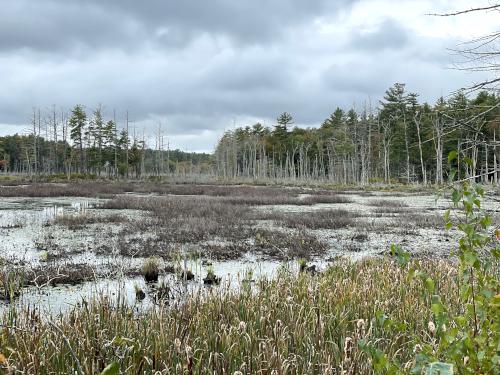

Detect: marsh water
[1,189,498,313]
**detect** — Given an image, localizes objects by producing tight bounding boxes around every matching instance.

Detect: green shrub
[360,164,499,374]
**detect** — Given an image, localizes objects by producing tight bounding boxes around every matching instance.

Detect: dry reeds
[0,258,461,374]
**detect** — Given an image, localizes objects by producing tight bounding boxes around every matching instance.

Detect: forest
[215,84,500,185]
[2,83,497,185]
[0,105,212,178]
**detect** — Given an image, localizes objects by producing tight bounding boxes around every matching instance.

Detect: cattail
[428,321,436,334]
[343,337,353,363]
[356,318,366,338]
[174,338,182,353]
[239,321,247,333]
[185,345,193,359]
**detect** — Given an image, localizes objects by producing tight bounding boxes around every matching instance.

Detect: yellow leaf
[0,353,6,365]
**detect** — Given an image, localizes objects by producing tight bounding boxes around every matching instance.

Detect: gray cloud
[0,0,356,53]
[350,18,408,51]
[0,0,494,151]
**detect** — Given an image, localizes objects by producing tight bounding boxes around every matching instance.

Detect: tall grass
[0,268,23,302]
[0,258,463,374]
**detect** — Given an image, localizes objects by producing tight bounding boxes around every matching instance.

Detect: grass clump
[141,257,160,283]
[0,266,24,302]
[280,209,357,230]
[203,266,220,285]
[134,283,146,301]
[367,199,409,208]
[254,229,327,259]
[51,213,127,230]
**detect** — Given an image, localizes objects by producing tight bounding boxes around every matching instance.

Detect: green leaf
[375,310,390,328]
[443,209,450,222]
[473,198,481,208]
[479,216,491,228]
[455,315,467,327]
[425,277,435,293]
[431,301,443,314]
[463,157,473,167]
[463,251,477,267]
[391,244,410,267]
[447,151,457,163]
[491,248,500,259]
[101,362,120,375]
[426,362,453,375]
[475,185,484,196]
[448,169,456,183]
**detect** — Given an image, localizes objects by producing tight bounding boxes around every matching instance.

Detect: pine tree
[91,106,104,174]
[69,105,87,172]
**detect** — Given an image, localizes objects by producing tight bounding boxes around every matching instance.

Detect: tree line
[1,85,499,184]
[215,84,500,185]
[0,105,212,178]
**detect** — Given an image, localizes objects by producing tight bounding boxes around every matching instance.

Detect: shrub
[360,176,499,373]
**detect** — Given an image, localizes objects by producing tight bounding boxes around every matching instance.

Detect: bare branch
[427,4,500,17]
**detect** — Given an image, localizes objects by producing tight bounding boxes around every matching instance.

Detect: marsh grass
[0,183,130,198]
[0,258,463,374]
[104,196,331,260]
[0,266,23,301]
[351,232,369,242]
[300,194,353,204]
[141,257,160,282]
[203,242,252,260]
[279,209,358,230]
[254,229,328,259]
[371,206,411,214]
[26,264,97,286]
[400,213,445,229]
[51,213,127,230]
[367,199,409,208]
[0,182,353,214]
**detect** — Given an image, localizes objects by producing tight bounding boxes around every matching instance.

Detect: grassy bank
[0,258,471,374]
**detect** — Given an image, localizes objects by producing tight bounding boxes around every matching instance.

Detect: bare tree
[431,4,499,91]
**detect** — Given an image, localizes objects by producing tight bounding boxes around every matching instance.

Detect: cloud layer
[0,0,496,151]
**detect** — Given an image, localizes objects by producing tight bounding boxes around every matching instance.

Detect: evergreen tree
[90,106,104,174]
[69,105,87,172]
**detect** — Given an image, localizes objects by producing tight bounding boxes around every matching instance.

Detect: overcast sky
[0,0,497,152]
